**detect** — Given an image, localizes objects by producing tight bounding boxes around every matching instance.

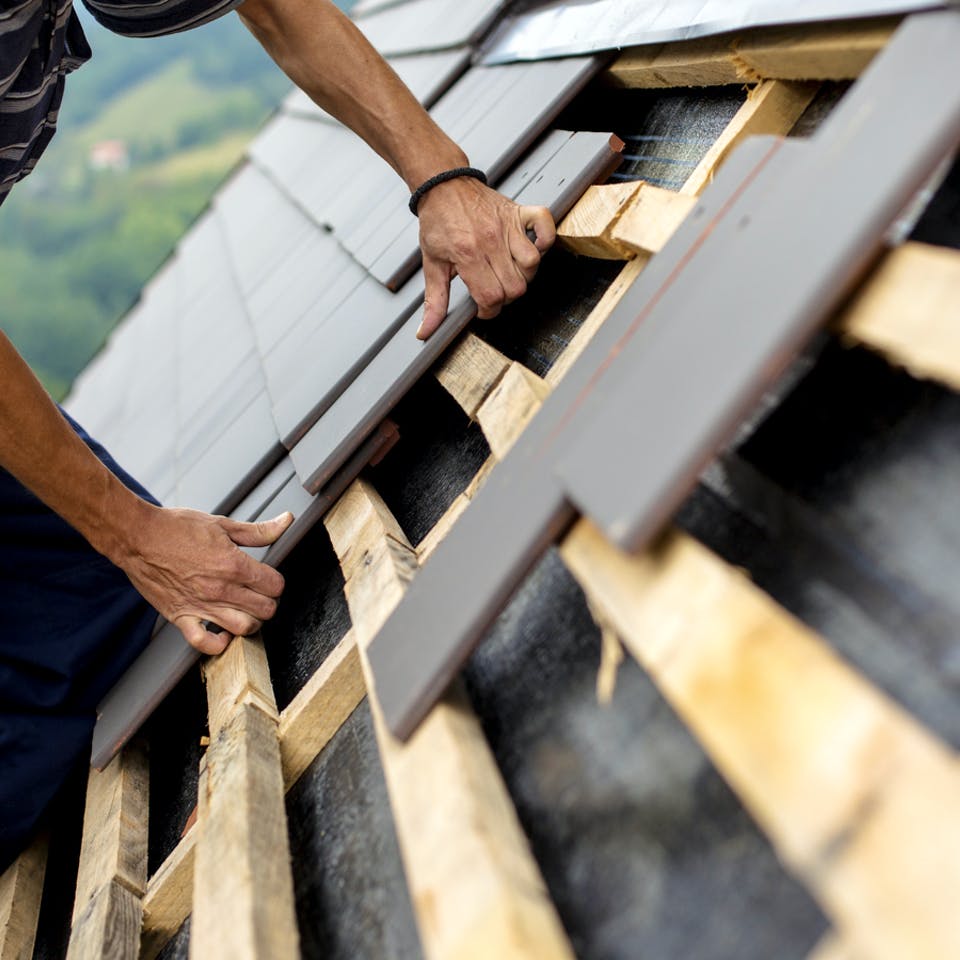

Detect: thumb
[224,511,294,548]
[177,616,231,656]
[417,257,452,340]
[520,205,556,253]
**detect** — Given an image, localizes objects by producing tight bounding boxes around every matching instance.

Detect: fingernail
[416,321,428,339]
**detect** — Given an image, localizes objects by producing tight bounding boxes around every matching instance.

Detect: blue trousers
[0,412,157,871]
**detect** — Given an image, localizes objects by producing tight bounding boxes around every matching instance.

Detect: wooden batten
[435,332,513,420]
[0,832,48,960]
[837,241,960,391]
[609,184,698,256]
[325,479,575,960]
[557,181,643,259]
[278,629,364,789]
[66,742,149,960]
[560,520,960,960]
[682,79,818,196]
[140,828,196,960]
[607,19,896,88]
[190,636,299,960]
[476,363,552,460]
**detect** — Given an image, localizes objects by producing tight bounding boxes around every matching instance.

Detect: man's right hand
[114,504,294,655]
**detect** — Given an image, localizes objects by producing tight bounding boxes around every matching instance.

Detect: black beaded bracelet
[408,167,487,216]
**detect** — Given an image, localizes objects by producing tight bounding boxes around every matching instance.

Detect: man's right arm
[0,331,291,654]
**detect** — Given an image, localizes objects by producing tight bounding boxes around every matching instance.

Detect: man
[0,0,554,868]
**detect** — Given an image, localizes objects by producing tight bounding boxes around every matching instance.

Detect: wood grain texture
[838,241,960,391]
[204,634,278,739]
[140,828,196,960]
[610,184,698,256]
[66,881,142,960]
[557,181,642,259]
[681,80,818,196]
[607,19,895,88]
[72,743,149,920]
[67,742,149,960]
[0,832,47,960]
[733,19,895,82]
[278,630,364,789]
[190,635,299,960]
[475,363,552,460]
[434,333,513,420]
[561,519,960,960]
[325,479,575,960]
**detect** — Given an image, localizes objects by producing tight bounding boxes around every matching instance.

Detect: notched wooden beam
[607,19,896,88]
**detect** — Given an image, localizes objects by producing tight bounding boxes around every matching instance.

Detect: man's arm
[0,332,291,655]
[236,0,556,339]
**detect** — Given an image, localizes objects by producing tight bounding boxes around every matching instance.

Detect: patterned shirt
[0,0,242,203]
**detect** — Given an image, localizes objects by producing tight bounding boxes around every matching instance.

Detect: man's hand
[115,505,294,655]
[416,177,556,340]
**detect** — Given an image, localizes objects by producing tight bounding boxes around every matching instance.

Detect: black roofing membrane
[260,522,353,713]
[285,704,423,960]
[144,668,207,876]
[464,548,827,960]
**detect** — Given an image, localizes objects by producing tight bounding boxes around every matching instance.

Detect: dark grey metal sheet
[289,130,623,493]
[176,392,282,514]
[356,0,509,56]
[215,165,316,298]
[246,230,362,356]
[229,456,297,522]
[248,118,373,229]
[269,277,423,447]
[366,9,960,742]
[281,48,471,124]
[175,359,267,475]
[91,421,399,769]
[558,8,960,553]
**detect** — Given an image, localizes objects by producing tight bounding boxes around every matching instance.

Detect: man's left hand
[416,177,555,340]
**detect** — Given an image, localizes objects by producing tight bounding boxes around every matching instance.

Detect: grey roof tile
[281,47,471,123]
[176,391,282,513]
[355,0,509,55]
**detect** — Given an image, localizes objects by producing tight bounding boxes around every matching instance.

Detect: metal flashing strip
[481,0,944,64]
[366,10,960,741]
[90,420,399,769]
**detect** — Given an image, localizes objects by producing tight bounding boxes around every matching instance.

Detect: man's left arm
[236,0,555,339]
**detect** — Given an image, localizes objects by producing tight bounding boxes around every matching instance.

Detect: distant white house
[89,139,129,172]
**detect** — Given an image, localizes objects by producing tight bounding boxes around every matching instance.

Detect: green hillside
[0,8,292,398]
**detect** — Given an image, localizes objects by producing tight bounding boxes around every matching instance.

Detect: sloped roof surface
[66,0,601,519]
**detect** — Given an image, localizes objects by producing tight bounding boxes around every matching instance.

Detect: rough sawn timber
[190,635,299,960]
[0,833,47,960]
[561,520,960,960]
[65,742,149,960]
[324,479,575,960]
[607,18,897,88]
